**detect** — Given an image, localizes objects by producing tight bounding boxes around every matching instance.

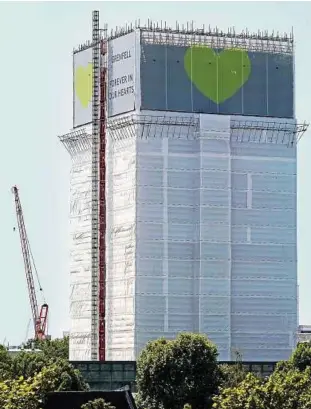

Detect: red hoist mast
[12,186,49,340]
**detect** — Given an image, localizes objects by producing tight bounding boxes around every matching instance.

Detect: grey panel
[268,54,294,118]
[140,45,294,118]
[141,44,166,109]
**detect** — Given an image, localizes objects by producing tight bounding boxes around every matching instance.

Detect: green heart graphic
[75,63,93,108]
[184,47,251,104]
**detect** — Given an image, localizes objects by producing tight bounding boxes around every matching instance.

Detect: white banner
[73,47,93,128]
[108,31,138,117]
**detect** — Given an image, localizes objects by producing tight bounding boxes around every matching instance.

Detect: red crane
[12,186,49,340]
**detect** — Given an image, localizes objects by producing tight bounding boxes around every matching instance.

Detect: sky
[0,0,310,345]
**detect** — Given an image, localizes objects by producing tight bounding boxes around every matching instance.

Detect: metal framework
[230,119,308,146]
[140,30,293,55]
[58,128,91,156]
[107,114,199,141]
[107,21,293,55]
[91,10,100,361]
[107,114,308,147]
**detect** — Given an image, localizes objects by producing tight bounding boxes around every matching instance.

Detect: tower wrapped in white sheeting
[66,22,304,362]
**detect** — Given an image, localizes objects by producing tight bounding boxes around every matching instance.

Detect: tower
[61,13,308,362]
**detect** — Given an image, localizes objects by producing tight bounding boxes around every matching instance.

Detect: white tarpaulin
[66,130,93,361]
[105,111,297,362]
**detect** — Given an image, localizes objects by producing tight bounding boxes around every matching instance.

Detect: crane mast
[12,186,48,340]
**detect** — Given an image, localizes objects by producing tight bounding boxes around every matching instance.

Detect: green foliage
[81,398,116,409]
[24,336,69,360]
[0,360,89,409]
[0,376,39,409]
[36,359,89,392]
[0,346,12,381]
[0,360,88,409]
[10,351,49,379]
[136,332,220,409]
[0,337,87,409]
[213,373,265,409]
[214,360,311,409]
[219,363,248,389]
[263,366,311,409]
[8,337,70,380]
[289,342,311,371]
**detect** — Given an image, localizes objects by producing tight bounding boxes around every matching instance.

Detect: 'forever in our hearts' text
[108,49,134,101]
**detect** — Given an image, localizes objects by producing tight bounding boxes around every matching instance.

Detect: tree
[0,360,89,409]
[0,346,12,381]
[81,398,116,409]
[214,362,311,409]
[136,332,220,409]
[263,366,311,409]
[213,373,265,409]
[33,360,89,394]
[289,342,311,372]
[10,351,49,379]
[9,337,70,379]
[219,363,248,389]
[24,336,69,361]
[0,376,38,409]
[219,350,248,389]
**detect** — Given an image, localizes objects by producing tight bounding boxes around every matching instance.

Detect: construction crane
[12,186,49,340]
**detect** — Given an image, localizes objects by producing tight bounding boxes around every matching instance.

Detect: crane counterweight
[12,186,49,340]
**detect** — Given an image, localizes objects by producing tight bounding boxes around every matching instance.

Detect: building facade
[63,22,304,362]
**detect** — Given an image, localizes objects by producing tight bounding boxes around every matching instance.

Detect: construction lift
[12,186,49,340]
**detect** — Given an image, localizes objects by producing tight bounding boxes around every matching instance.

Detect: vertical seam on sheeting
[134,127,138,360]
[247,226,251,243]
[163,138,169,332]
[228,119,232,361]
[199,128,202,334]
[247,173,253,209]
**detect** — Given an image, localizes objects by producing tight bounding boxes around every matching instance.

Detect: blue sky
[0,1,310,344]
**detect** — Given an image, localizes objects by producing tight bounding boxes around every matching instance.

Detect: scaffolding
[105,21,293,55]
[91,10,100,361]
[107,114,199,141]
[230,119,308,146]
[59,128,91,156]
[107,114,308,147]
[140,29,293,55]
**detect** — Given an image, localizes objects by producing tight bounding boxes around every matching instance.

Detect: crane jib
[12,185,49,340]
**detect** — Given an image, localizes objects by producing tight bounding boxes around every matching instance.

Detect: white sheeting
[68,136,93,361]
[106,134,136,360]
[106,111,297,362]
